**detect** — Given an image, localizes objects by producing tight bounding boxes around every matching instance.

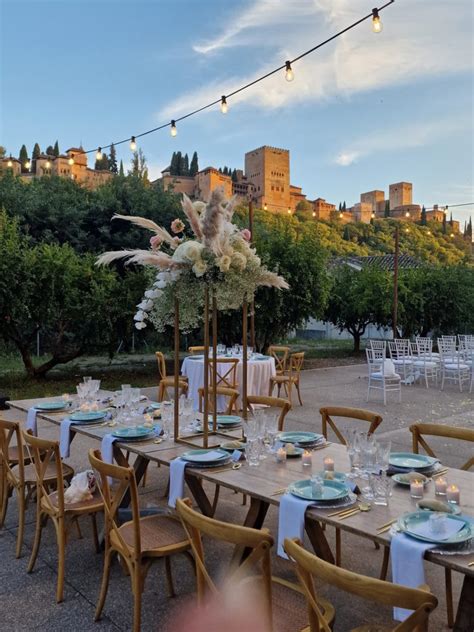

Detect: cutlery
[327,506,358,517]
[377,524,395,534]
[376,518,397,531]
[270,488,288,496]
[431,468,448,478]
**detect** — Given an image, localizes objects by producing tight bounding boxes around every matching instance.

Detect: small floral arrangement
[97,188,288,332]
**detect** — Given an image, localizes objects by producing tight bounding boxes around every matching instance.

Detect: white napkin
[59,418,74,458]
[185,450,225,463]
[384,359,397,377]
[101,434,118,464]
[277,493,313,559]
[26,407,39,436]
[169,458,188,508]
[391,533,435,621]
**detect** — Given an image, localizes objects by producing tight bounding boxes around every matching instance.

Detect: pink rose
[240,229,251,242]
[171,218,185,234]
[150,235,162,250]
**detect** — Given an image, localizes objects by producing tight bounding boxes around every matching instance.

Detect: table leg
[453,575,474,632]
[113,448,149,508]
[232,497,270,565]
[185,473,214,517]
[305,516,335,564]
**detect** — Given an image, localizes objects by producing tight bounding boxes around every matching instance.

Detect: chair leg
[0,479,9,528]
[56,520,67,603]
[91,513,100,553]
[165,556,176,598]
[379,546,390,580]
[211,485,220,516]
[445,568,454,628]
[16,488,26,558]
[95,548,113,621]
[296,381,303,406]
[28,508,45,573]
[142,462,149,488]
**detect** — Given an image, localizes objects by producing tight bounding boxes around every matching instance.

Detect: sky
[1,0,473,224]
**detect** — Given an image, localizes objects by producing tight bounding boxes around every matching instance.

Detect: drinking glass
[161,403,173,439]
[345,429,360,479]
[245,439,261,467]
[310,474,324,497]
[375,440,391,474]
[265,413,279,453]
[369,473,392,506]
[359,433,376,479]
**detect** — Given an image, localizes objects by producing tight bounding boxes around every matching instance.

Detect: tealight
[410,479,424,499]
[302,450,312,467]
[434,477,448,496]
[276,447,287,463]
[446,484,460,504]
[323,457,334,472]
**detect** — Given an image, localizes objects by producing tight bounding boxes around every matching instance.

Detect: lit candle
[446,484,460,504]
[302,450,312,467]
[435,477,448,496]
[276,447,287,463]
[410,479,424,499]
[323,457,334,472]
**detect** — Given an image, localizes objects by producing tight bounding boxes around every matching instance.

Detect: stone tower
[244,146,290,213]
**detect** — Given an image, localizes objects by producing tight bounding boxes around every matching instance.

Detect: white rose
[217,255,231,273]
[192,260,207,277]
[135,321,147,330]
[134,311,147,322]
[231,252,247,271]
[173,240,204,264]
[137,299,154,311]
[145,289,162,299]
[153,280,167,289]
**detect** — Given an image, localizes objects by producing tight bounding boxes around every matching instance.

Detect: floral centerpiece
[97,188,288,332]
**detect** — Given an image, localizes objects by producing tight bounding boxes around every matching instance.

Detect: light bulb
[96,147,103,161]
[339,212,343,219]
[263,203,268,211]
[405,228,409,233]
[7,157,13,167]
[371,212,376,219]
[450,233,455,238]
[287,208,292,215]
[170,120,177,137]
[25,160,31,170]
[130,136,137,151]
[285,60,294,82]
[312,211,316,218]
[427,230,431,235]
[220,96,228,114]
[45,160,51,169]
[372,8,383,33]
[405,211,410,218]
[68,154,75,166]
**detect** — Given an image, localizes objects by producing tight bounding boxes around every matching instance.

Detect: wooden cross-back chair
[198,386,239,416]
[198,358,240,414]
[319,406,383,445]
[155,351,189,401]
[22,430,101,603]
[269,351,305,406]
[284,538,437,632]
[267,345,290,375]
[176,498,335,631]
[188,345,205,355]
[247,395,291,432]
[89,449,192,632]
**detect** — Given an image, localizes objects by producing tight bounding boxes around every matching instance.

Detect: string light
[312,211,316,218]
[405,227,409,233]
[130,136,137,151]
[45,159,51,169]
[170,120,177,137]
[96,147,103,161]
[371,212,376,219]
[405,211,410,218]
[25,160,31,170]
[339,212,344,219]
[263,203,268,211]
[285,61,294,82]
[450,233,455,238]
[220,96,228,114]
[68,154,75,166]
[287,208,292,215]
[427,230,431,235]
[372,8,383,33]
[7,156,13,167]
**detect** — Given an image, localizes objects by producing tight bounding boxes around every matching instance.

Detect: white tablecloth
[182,355,276,411]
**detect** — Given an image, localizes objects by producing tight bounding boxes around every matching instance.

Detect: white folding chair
[439,342,470,391]
[366,348,401,405]
[369,340,386,354]
[388,339,414,385]
[413,338,438,388]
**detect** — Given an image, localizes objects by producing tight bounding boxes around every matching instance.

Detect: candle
[323,457,334,472]
[446,484,460,504]
[302,450,312,467]
[434,477,448,496]
[276,447,287,463]
[410,479,424,499]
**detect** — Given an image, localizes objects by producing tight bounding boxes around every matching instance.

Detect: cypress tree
[108,143,118,174]
[231,168,238,182]
[384,200,390,218]
[183,153,189,176]
[449,211,453,227]
[170,151,178,175]
[119,159,124,176]
[421,205,427,225]
[342,201,346,211]
[19,145,29,173]
[175,151,182,176]
[32,143,41,173]
[338,202,342,212]
[53,140,60,156]
[46,145,54,156]
[467,217,472,240]
[189,151,199,176]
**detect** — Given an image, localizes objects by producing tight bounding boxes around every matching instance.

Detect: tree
[19,145,29,173]
[0,146,6,158]
[189,151,199,176]
[182,153,189,176]
[119,159,124,177]
[342,201,346,211]
[175,151,183,176]
[466,217,472,241]
[108,143,118,174]
[130,149,148,180]
[170,151,179,175]
[442,211,447,234]
[32,143,41,174]
[95,153,109,171]
[338,203,342,212]
[421,205,427,225]
[53,140,60,157]
[295,199,313,217]
[231,168,238,182]
[384,200,390,218]
[45,145,54,156]
[324,265,392,351]
[449,212,453,228]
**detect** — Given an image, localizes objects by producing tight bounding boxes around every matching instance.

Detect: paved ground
[1,364,473,631]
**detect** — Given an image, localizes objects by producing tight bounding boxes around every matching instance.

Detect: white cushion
[413,360,437,368]
[444,363,469,370]
[370,372,400,380]
[392,358,413,365]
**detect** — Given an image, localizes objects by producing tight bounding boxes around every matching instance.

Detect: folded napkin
[59,418,74,458]
[277,494,314,559]
[101,433,118,465]
[391,533,436,621]
[231,449,243,462]
[168,458,188,508]
[26,407,39,436]
[187,449,225,463]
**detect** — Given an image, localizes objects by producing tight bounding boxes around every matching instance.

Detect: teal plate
[220,441,246,452]
[216,415,241,426]
[285,446,304,458]
[70,411,107,422]
[314,471,347,483]
[181,449,229,464]
[278,431,323,445]
[397,511,472,545]
[36,401,68,411]
[288,479,349,501]
[112,426,154,440]
[389,452,438,469]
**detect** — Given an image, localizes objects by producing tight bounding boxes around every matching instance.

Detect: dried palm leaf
[181,194,203,240]
[112,214,176,248]
[257,270,290,290]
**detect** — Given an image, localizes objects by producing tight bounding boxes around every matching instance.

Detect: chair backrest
[0,418,25,488]
[366,347,385,373]
[458,334,474,351]
[369,340,386,353]
[415,337,433,356]
[203,387,239,415]
[288,352,304,376]
[89,448,142,559]
[155,351,167,380]
[284,538,437,632]
[319,406,382,444]
[268,345,290,373]
[209,358,239,389]
[389,339,411,360]
[189,346,205,355]
[438,338,457,355]
[22,430,65,516]
[410,423,474,471]
[175,498,273,620]
[247,395,291,432]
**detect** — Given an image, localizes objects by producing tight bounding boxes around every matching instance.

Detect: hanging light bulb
[263,203,268,211]
[7,156,13,167]
[68,154,75,166]
[450,233,455,238]
[312,211,316,218]
[45,159,51,169]
[372,8,383,33]
[405,211,410,218]
[427,230,431,235]
[371,212,376,219]
[96,147,103,161]
[220,96,228,114]
[25,159,31,170]
[130,136,137,151]
[339,211,343,219]
[285,60,294,82]
[170,120,177,137]
[287,207,292,215]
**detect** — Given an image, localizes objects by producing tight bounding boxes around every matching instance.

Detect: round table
[181,355,276,411]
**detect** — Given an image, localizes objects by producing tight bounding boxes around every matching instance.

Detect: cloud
[158,0,472,121]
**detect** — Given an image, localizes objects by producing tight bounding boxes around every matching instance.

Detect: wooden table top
[8,395,474,576]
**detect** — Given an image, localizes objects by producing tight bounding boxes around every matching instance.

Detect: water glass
[310,474,324,497]
[246,439,261,467]
[375,440,391,473]
[161,403,173,439]
[369,473,392,506]
[429,513,447,535]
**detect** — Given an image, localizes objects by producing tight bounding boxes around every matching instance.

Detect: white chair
[366,348,401,405]
[369,340,386,354]
[438,337,459,364]
[466,350,474,393]
[413,338,439,388]
[458,335,474,357]
[388,339,414,385]
[439,343,470,391]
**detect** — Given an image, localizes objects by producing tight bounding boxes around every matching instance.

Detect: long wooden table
[8,396,474,631]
